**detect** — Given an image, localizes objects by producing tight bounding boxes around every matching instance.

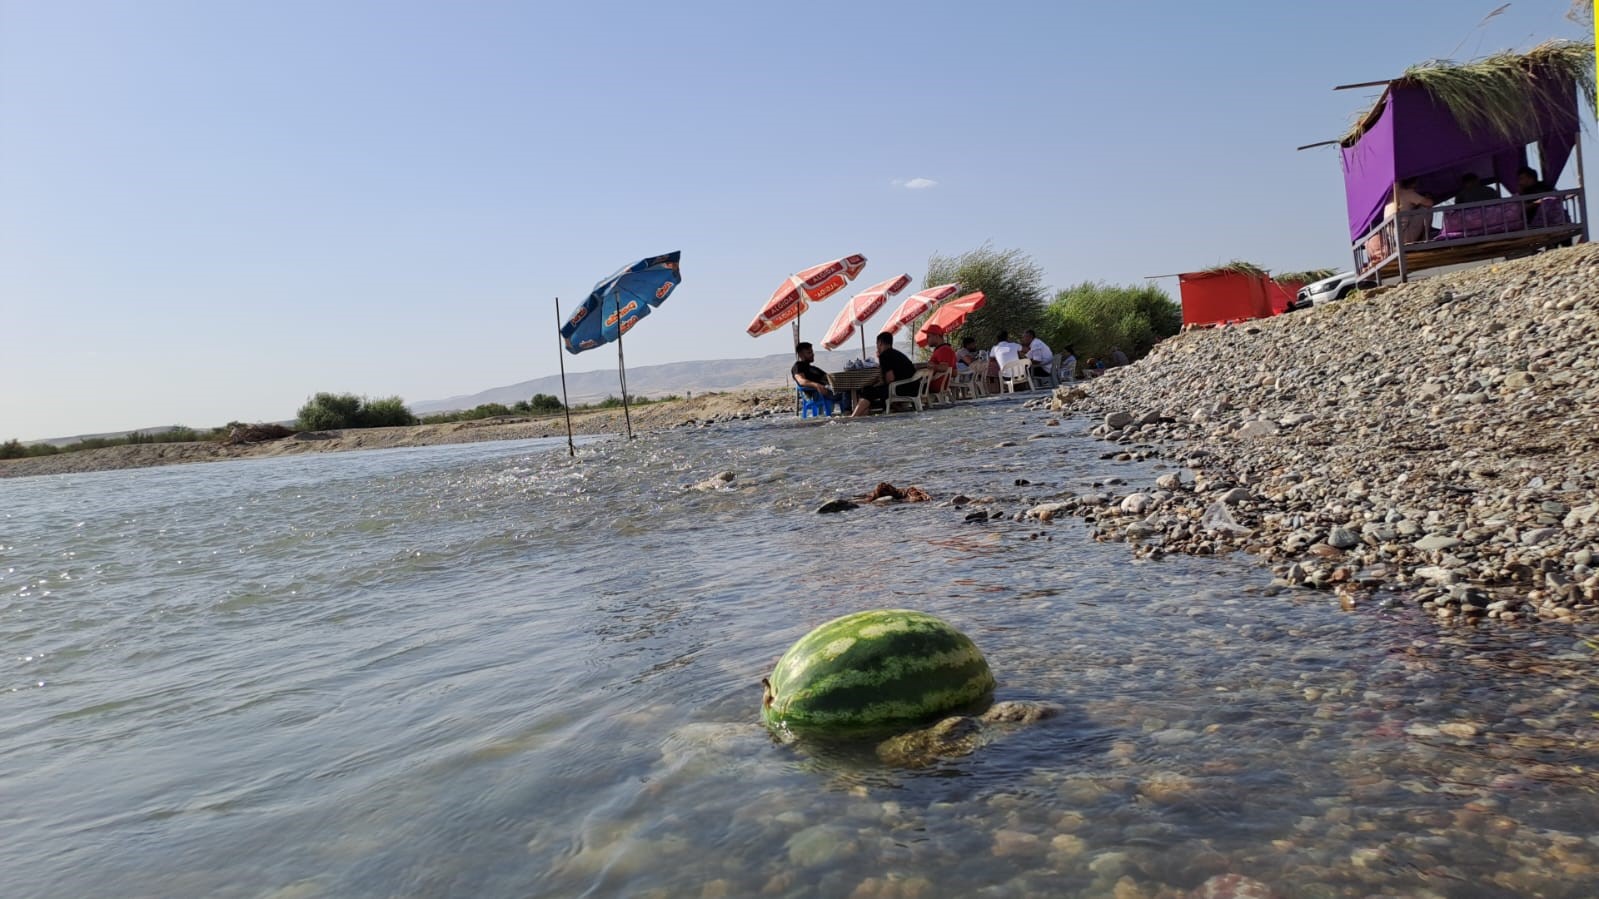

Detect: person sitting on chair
[925,325,957,394]
[791,342,837,409]
[1058,346,1078,382]
[955,336,979,372]
[1384,178,1434,243]
[988,331,1022,390]
[853,332,918,417]
[1517,165,1557,225]
[1020,329,1053,381]
[1517,166,1553,197]
[1454,172,1499,204]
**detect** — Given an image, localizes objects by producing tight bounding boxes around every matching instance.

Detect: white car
[1292,272,1375,309]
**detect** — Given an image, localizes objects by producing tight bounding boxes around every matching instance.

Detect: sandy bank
[1024,243,1599,623]
[1,390,793,479]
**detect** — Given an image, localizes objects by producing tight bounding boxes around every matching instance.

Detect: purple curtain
[1339,73,1581,238]
[1341,97,1396,242]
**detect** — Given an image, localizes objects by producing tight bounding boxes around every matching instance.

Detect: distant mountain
[412,350,859,414]
[27,351,863,444]
[32,426,190,448]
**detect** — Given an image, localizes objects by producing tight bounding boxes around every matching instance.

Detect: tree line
[1,391,694,460]
[919,244,1183,365]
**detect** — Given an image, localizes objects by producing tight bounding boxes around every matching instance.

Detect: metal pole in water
[616,295,634,440]
[555,297,575,457]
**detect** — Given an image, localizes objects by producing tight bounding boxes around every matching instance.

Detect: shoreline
[1004,244,1599,624]
[10,246,1597,630]
[0,389,793,479]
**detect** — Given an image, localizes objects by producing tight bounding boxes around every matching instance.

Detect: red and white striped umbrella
[882,283,960,336]
[821,274,912,353]
[747,254,868,339]
[915,291,986,347]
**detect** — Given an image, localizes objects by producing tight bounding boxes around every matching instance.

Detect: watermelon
[761,609,995,734]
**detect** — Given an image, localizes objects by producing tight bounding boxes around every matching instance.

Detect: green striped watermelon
[761,609,995,734]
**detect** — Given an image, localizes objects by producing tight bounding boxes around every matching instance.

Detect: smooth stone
[1219,487,1252,505]
[1327,526,1360,550]
[816,499,859,514]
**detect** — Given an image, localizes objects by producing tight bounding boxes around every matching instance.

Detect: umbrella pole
[616,308,634,441]
[555,297,575,457]
[859,328,866,362]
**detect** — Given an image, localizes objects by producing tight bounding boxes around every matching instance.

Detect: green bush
[1,425,222,460]
[922,245,1047,356]
[0,438,59,459]
[354,396,418,428]
[297,393,362,430]
[1043,281,1181,365]
[297,393,415,430]
[528,393,565,414]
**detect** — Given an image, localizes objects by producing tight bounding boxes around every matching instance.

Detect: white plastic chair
[885,370,928,413]
[1028,361,1053,391]
[999,359,1032,393]
[950,369,978,400]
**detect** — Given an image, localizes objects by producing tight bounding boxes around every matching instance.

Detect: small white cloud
[891,177,938,190]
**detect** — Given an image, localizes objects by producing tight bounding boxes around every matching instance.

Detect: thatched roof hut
[1330,41,1593,280]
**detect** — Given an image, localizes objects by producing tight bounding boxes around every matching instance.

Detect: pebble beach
[1022,243,1599,625]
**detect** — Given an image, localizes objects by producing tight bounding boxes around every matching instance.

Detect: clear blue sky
[3,0,1594,439]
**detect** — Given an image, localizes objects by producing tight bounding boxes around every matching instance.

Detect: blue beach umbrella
[554,251,681,446]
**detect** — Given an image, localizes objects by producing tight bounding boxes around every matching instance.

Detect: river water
[4,398,1598,898]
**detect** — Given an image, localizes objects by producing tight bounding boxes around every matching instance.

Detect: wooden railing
[1352,188,1586,280]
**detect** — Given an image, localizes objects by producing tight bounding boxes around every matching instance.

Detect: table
[824,369,882,412]
[826,369,884,393]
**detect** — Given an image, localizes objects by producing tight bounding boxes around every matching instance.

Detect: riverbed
[3,398,1597,897]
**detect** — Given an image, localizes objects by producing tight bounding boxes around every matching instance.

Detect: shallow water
[3,401,1598,898]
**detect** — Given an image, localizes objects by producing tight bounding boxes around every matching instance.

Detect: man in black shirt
[852,332,920,416]
[791,342,839,413]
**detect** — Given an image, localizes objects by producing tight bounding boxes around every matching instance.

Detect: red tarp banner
[1266,280,1302,315]
[1177,271,1279,327]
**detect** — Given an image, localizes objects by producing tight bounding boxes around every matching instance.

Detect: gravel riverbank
[1024,244,1599,624]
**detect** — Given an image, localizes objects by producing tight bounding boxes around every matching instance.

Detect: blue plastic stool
[795,387,837,418]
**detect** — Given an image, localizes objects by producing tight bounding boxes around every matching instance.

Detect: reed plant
[1275,269,1337,285]
[1345,41,1595,143]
